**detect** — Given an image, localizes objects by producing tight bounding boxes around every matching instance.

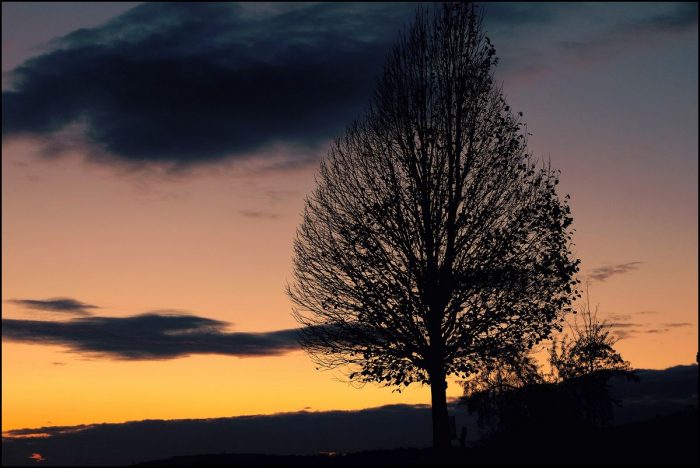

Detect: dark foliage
[461,291,638,436]
[549,287,638,427]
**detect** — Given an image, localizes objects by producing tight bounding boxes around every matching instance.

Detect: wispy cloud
[603,312,647,340]
[263,189,299,203]
[607,321,644,340]
[608,314,632,322]
[239,210,282,220]
[607,322,639,329]
[494,3,698,83]
[6,297,98,315]
[588,262,642,282]
[619,2,698,35]
[604,315,694,340]
[662,322,693,328]
[555,3,698,60]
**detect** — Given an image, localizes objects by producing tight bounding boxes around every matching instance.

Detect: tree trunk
[430,372,451,449]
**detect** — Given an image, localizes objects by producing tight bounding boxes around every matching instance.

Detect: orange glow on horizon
[28,453,45,463]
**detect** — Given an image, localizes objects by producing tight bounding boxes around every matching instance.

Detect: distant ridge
[134,409,698,466]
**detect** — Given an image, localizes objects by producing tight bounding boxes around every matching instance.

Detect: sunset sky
[2,2,697,433]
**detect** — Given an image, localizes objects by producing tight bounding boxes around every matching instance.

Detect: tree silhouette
[461,286,638,438]
[548,285,638,427]
[461,347,544,435]
[461,295,638,436]
[288,3,580,449]
[549,285,633,381]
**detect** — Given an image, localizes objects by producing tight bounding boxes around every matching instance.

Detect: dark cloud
[6,297,98,315]
[2,2,417,170]
[588,262,642,282]
[1,312,301,359]
[4,3,694,171]
[4,424,93,438]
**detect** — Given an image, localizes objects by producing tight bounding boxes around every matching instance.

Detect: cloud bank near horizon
[2,312,301,359]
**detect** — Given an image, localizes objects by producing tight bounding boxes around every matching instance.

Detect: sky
[2,2,698,433]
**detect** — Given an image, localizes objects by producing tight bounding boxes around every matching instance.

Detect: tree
[461,347,544,435]
[461,290,638,436]
[548,285,637,427]
[549,285,633,381]
[288,3,580,449]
